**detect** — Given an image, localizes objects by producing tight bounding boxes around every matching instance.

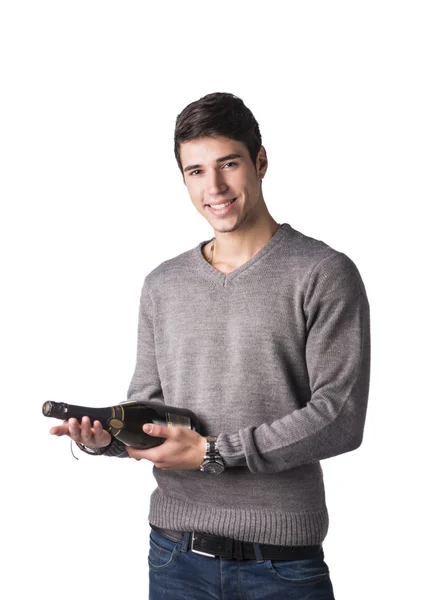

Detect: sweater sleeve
[126,278,165,405]
[217,252,371,473]
[104,277,165,458]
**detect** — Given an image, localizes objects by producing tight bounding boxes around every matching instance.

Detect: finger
[126,446,135,458]
[49,423,70,436]
[143,423,171,438]
[80,416,93,445]
[93,420,103,434]
[127,445,145,459]
[126,445,154,461]
[68,418,82,441]
[93,421,112,447]
[92,420,104,441]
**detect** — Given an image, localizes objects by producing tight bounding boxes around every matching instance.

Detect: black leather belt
[150,525,322,561]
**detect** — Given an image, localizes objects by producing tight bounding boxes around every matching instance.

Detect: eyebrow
[183,153,242,173]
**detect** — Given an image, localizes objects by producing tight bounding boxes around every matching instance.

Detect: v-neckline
[192,223,291,287]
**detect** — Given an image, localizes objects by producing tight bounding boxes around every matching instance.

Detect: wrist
[195,436,207,469]
[199,435,225,474]
[76,435,114,456]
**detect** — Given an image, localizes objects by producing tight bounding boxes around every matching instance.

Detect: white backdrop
[1,1,431,598]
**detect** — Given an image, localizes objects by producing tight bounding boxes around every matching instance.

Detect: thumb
[143,423,169,438]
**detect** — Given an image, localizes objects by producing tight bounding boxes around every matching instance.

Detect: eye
[223,162,237,169]
[189,170,201,176]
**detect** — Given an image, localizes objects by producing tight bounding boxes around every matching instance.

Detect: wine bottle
[42,400,201,449]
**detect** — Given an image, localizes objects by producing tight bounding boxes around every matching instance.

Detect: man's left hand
[126,424,206,470]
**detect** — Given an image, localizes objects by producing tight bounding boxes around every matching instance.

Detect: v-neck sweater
[126,223,370,546]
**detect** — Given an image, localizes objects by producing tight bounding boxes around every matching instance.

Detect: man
[50,92,370,599]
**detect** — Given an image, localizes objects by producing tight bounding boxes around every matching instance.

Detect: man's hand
[49,416,112,449]
[126,424,207,471]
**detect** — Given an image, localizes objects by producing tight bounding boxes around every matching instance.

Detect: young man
[50,92,370,599]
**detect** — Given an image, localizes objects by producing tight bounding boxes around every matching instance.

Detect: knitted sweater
[125,223,370,546]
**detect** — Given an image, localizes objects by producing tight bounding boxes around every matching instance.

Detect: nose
[206,168,229,197]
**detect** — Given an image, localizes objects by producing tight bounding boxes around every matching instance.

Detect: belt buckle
[191,532,216,558]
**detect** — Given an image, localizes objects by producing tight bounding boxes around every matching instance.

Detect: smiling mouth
[206,198,236,210]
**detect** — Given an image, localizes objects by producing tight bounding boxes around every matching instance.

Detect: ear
[256,145,268,180]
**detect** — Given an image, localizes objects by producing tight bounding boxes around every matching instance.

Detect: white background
[1,1,431,598]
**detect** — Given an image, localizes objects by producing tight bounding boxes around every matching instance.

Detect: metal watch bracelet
[199,436,225,473]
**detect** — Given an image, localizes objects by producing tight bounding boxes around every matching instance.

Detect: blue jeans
[148,527,335,600]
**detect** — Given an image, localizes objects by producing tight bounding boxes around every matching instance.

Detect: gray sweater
[125,223,370,546]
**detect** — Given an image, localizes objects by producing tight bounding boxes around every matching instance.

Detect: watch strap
[200,436,225,473]
[205,436,219,456]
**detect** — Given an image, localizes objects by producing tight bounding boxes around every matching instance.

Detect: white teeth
[209,199,235,210]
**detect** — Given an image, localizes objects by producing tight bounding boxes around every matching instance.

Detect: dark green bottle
[42,400,201,449]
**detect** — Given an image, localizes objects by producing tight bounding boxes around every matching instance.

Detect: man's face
[179,136,268,234]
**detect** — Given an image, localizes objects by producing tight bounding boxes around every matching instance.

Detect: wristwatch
[199,436,225,474]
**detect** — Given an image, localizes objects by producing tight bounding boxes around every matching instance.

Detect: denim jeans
[148,527,335,600]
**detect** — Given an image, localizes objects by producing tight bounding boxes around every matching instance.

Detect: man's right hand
[49,416,112,449]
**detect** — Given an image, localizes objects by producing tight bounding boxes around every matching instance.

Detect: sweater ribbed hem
[148,489,329,546]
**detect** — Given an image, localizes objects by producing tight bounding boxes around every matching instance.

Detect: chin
[212,223,242,235]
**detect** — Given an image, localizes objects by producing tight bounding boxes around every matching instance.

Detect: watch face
[203,461,224,474]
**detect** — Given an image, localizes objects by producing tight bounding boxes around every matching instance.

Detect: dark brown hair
[174,92,262,177]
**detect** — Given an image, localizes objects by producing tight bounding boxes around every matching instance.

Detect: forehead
[179,136,247,165]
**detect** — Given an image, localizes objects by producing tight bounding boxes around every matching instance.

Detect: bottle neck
[43,401,112,425]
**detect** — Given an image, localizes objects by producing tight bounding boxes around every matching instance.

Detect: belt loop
[253,543,265,563]
[225,537,234,560]
[234,539,243,561]
[181,531,191,553]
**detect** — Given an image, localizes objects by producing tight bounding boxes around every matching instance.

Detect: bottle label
[108,406,125,437]
[166,413,191,429]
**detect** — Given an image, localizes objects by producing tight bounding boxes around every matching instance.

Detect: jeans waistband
[150,524,323,561]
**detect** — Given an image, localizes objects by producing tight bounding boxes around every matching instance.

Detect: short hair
[174,92,262,177]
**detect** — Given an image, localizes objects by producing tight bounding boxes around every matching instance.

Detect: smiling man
[51,92,370,599]
[180,135,279,275]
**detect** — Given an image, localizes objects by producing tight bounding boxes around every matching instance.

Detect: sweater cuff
[217,432,248,468]
[104,438,129,458]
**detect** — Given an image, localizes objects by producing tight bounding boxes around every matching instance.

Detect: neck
[209,214,280,268]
